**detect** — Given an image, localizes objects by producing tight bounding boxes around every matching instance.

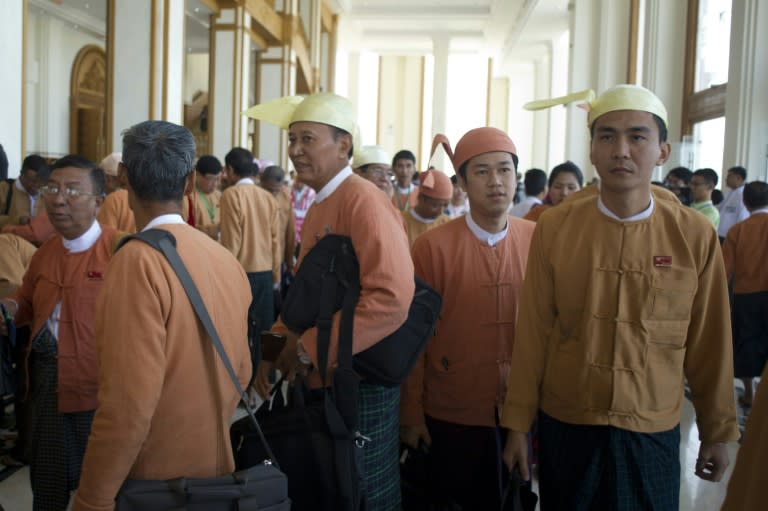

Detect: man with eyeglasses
[185,155,223,240]
[0,154,122,510]
[354,145,396,199]
[689,168,720,230]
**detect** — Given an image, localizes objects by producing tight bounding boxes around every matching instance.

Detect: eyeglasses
[41,184,100,200]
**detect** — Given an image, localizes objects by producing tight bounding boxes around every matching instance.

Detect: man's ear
[337,133,352,159]
[656,142,672,166]
[184,171,196,195]
[118,162,129,187]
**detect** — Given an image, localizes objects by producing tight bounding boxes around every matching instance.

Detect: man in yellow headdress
[501,84,738,510]
[400,128,535,509]
[354,145,395,198]
[246,92,414,510]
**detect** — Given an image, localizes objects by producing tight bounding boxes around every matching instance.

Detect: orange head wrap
[418,168,452,201]
[430,127,517,175]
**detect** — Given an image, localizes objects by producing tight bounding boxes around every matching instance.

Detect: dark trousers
[538,412,680,511]
[425,415,509,511]
[247,271,274,373]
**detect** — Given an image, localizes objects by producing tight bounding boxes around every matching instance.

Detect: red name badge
[653,256,672,267]
[87,271,103,279]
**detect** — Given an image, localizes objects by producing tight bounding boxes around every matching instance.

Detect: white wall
[506,62,535,173]
[184,53,209,103]
[26,10,104,158]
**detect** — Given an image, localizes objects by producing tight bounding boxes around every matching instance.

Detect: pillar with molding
[1,1,25,176]
[430,35,450,172]
[209,6,254,159]
[108,0,185,151]
[566,0,630,178]
[723,0,768,180]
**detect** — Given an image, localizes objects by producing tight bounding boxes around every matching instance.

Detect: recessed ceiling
[341,0,570,61]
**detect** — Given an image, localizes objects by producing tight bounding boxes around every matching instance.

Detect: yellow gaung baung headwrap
[353,145,391,169]
[523,84,668,129]
[242,92,359,143]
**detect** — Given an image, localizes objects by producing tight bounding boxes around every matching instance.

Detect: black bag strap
[315,243,363,510]
[117,229,281,469]
[2,179,15,216]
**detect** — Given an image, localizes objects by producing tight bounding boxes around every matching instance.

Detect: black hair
[457,153,519,180]
[524,168,547,196]
[590,113,667,143]
[261,165,285,183]
[743,181,768,210]
[392,150,416,167]
[122,120,195,202]
[331,127,353,159]
[195,155,223,175]
[728,166,747,181]
[50,154,104,195]
[21,154,49,177]
[666,167,693,185]
[225,147,256,177]
[711,189,724,205]
[549,161,583,188]
[0,144,7,180]
[450,174,458,185]
[693,168,718,187]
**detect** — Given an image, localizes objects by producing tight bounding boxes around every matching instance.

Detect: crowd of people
[0,83,765,511]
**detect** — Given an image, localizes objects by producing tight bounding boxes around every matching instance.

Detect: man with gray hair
[72,121,253,511]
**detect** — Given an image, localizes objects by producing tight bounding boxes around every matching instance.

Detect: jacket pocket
[650,269,697,321]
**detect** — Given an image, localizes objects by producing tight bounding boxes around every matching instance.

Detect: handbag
[281,234,442,387]
[114,229,291,511]
[231,236,366,511]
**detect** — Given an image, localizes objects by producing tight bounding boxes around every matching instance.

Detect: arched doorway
[69,45,107,162]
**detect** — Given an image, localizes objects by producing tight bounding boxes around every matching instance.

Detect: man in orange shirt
[392,149,419,212]
[1,155,120,510]
[246,92,413,509]
[401,167,453,247]
[401,128,534,509]
[722,180,768,407]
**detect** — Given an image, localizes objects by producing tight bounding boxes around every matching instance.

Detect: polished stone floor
[0,385,752,510]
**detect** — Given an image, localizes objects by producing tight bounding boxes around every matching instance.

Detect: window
[682,0,731,175]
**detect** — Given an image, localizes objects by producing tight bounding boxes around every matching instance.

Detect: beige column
[724,0,768,180]
[2,0,24,175]
[209,6,252,158]
[109,0,185,150]
[566,0,630,178]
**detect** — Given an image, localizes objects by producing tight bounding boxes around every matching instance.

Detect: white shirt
[315,166,353,204]
[236,177,256,186]
[409,208,437,224]
[465,211,509,247]
[509,196,542,218]
[750,207,768,216]
[717,186,750,237]
[142,213,187,231]
[597,195,655,222]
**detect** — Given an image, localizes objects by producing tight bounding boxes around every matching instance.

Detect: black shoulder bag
[231,235,366,511]
[113,229,291,511]
[280,233,443,387]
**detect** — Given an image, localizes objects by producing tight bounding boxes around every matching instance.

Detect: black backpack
[280,234,442,387]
